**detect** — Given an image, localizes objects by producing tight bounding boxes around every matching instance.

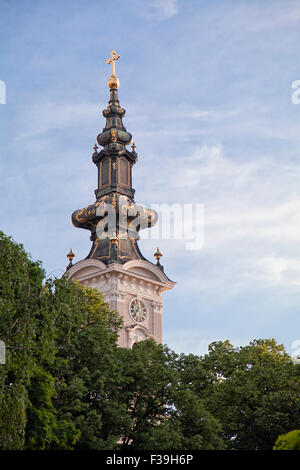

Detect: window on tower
[101,158,110,187]
[118,157,129,187]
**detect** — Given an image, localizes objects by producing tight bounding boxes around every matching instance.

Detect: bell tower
[67,51,175,348]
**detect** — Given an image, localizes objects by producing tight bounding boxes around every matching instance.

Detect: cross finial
[154,247,162,262]
[154,247,164,272]
[67,248,75,262]
[66,248,75,270]
[106,50,120,77]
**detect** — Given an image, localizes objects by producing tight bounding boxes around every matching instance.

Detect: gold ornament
[154,247,162,262]
[106,50,120,89]
[67,248,75,262]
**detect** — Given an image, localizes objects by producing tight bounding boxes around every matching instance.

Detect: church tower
[67,51,175,348]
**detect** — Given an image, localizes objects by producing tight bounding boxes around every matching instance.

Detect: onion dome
[71,51,158,266]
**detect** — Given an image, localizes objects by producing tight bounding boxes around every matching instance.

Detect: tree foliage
[0,231,45,449]
[273,430,300,450]
[1,231,300,450]
[201,339,300,449]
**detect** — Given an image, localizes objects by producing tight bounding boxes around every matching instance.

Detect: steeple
[93,50,136,200]
[68,52,175,349]
[71,51,158,265]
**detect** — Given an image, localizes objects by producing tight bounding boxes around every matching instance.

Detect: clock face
[130,299,147,323]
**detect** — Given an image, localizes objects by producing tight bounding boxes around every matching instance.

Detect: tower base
[67,259,175,348]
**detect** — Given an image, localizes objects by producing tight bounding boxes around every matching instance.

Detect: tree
[47,277,123,450]
[201,339,300,450]
[103,340,224,450]
[2,230,300,451]
[52,332,224,450]
[0,231,123,450]
[0,231,45,449]
[273,430,300,450]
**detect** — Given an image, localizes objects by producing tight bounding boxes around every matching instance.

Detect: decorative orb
[108,75,119,89]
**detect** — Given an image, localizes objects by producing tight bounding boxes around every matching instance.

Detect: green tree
[274,430,300,450]
[52,330,224,449]
[201,339,300,450]
[0,231,45,449]
[105,340,224,450]
[0,231,122,450]
[48,278,123,450]
[3,230,300,451]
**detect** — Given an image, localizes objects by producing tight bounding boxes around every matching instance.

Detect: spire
[71,51,158,266]
[94,51,134,168]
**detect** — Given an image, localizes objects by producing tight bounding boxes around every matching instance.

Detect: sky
[1,0,300,357]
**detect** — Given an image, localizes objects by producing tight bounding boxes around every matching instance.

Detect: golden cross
[106,50,120,76]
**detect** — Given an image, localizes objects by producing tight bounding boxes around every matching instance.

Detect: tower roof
[71,51,158,267]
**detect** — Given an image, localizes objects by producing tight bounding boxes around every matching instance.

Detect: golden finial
[154,247,162,262]
[93,143,98,152]
[131,141,136,152]
[106,50,120,89]
[67,248,75,263]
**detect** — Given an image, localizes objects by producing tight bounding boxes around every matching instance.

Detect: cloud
[142,0,178,21]
[2,0,300,356]
[138,142,300,295]
[16,101,99,140]
[190,107,243,121]
[163,328,250,356]
[255,256,300,287]
[241,2,300,32]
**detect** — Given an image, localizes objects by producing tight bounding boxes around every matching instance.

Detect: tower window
[118,157,129,186]
[101,158,110,186]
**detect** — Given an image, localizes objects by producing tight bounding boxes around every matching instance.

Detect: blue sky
[1,0,300,356]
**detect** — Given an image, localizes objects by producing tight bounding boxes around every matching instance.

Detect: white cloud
[138,143,300,293]
[190,107,242,121]
[142,0,178,21]
[164,328,250,356]
[255,256,300,287]
[16,101,99,140]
